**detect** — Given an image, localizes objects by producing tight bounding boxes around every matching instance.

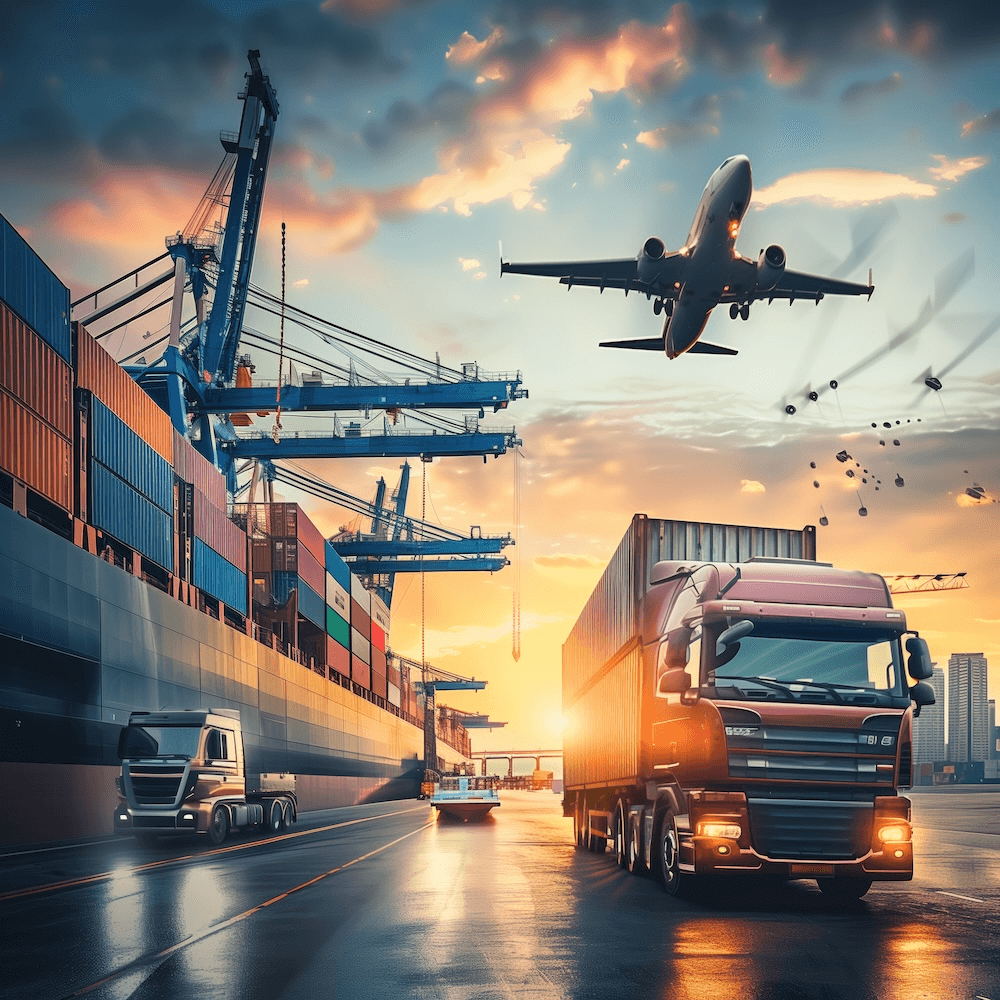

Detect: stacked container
[0,217,73,514]
[370,592,389,701]
[350,574,372,690]
[325,540,351,679]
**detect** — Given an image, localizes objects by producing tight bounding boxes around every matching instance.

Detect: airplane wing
[753,268,873,303]
[501,253,687,296]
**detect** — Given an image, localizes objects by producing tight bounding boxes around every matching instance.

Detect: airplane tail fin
[686,341,739,356]
[598,337,664,351]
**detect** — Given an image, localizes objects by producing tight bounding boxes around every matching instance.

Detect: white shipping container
[326,571,349,620]
[350,573,370,612]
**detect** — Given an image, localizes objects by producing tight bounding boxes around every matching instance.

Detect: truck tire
[208,804,229,846]
[280,800,292,829]
[614,799,629,868]
[817,878,871,903]
[626,811,645,875]
[587,811,606,853]
[573,793,585,848]
[656,810,691,897]
[269,798,285,834]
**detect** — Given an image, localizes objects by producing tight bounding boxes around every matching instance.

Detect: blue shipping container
[325,540,351,590]
[90,396,173,513]
[91,462,173,571]
[0,214,71,363]
[273,571,324,628]
[193,538,248,616]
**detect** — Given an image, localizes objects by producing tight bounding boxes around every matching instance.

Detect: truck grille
[747,798,872,860]
[728,752,894,784]
[130,769,184,805]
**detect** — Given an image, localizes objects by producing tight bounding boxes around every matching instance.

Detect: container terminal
[0,52,521,847]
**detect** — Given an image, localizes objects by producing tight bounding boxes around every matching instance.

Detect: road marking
[935,890,985,903]
[0,839,116,859]
[0,805,427,902]
[58,819,435,998]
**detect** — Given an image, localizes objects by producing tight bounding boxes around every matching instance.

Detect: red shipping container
[387,663,401,688]
[294,505,325,563]
[297,545,325,599]
[327,637,350,678]
[173,430,226,510]
[372,647,387,677]
[0,388,72,511]
[74,323,172,462]
[1,303,73,439]
[371,669,387,700]
[351,654,370,689]
[370,621,385,653]
[351,601,371,640]
[252,538,273,573]
[193,487,247,571]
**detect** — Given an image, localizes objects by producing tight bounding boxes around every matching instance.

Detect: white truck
[113,708,297,845]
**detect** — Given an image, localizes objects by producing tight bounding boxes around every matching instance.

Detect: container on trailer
[325,540,351,590]
[351,629,371,665]
[173,429,226,510]
[73,323,173,462]
[327,637,350,679]
[90,396,173,513]
[193,487,247,572]
[325,571,349,621]
[0,214,71,363]
[0,389,73,513]
[326,606,350,649]
[352,655,371,689]
[192,538,248,616]
[90,461,173,570]
[0,303,73,438]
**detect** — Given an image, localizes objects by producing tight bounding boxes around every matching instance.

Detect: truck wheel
[817,878,871,903]
[657,812,690,897]
[280,801,292,830]
[587,811,606,853]
[614,800,629,867]
[269,799,285,834]
[573,794,585,848]
[626,812,645,875]
[208,805,229,846]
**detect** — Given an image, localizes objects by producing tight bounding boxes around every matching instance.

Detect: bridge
[470,749,563,777]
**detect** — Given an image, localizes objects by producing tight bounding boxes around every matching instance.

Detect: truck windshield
[705,620,905,700]
[119,725,202,760]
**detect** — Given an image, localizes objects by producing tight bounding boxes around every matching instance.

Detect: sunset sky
[2,1,998,752]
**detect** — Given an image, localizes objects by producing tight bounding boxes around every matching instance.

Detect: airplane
[500,154,875,359]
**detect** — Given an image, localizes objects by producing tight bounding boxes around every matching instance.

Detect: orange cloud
[762,43,808,86]
[446,27,504,66]
[928,154,989,182]
[740,479,766,493]
[752,168,937,208]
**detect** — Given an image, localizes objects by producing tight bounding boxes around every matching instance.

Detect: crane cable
[512,445,521,662]
[272,221,286,444]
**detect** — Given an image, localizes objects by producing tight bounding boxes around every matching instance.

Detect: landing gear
[654,298,663,315]
[653,298,673,317]
[729,303,739,320]
[740,302,750,321]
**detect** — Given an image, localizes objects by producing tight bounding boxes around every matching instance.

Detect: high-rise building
[913,665,946,763]
[990,699,998,760]
[947,653,989,762]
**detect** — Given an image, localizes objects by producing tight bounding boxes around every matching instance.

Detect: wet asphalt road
[1,789,999,999]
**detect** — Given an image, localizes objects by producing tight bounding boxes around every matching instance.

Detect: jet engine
[637,236,666,284]
[757,244,786,290]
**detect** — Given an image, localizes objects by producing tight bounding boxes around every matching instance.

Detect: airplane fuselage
[662,155,752,358]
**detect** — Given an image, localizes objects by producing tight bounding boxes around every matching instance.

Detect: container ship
[0,213,476,846]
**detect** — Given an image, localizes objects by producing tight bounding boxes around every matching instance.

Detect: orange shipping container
[0,388,72,511]
[173,429,226,509]
[73,322,172,462]
[0,302,72,439]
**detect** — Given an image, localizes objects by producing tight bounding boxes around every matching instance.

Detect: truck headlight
[876,823,910,843]
[698,822,741,839]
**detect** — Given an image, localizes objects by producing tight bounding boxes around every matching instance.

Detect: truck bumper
[113,804,202,836]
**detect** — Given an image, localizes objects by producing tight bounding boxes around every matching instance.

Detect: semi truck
[113,708,297,845]
[563,515,935,901]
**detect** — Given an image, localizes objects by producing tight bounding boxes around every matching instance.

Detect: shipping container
[387,663,401,688]
[325,540,351,590]
[371,670,387,701]
[351,654,370,689]
[372,646,387,678]
[193,486,247,571]
[563,514,816,789]
[371,621,386,653]
[325,572,349,620]
[0,302,73,438]
[387,682,401,708]
[0,214,71,363]
[327,637,350,678]
[252,538,273,573]
[351,600,371,640]
[89,396,173,513]
[90,461,173,570]
[273,572,324,629]
[297,544,325,600]
[326,606,350,649]
[192,538,248,616]
[350,575,370,613]
[271,536,298,572]
[371,593,390,633]
[351,629,371,665]
[74,323,172,462]
[0,389,73,512]
[173,429,226,510]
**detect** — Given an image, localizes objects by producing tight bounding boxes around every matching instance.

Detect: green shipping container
[327,605,350,649]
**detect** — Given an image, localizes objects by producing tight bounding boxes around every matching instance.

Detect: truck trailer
[563,515,935,901]
[113,709,297,845]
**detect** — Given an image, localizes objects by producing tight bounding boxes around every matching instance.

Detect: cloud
[616,158,630,171]
[740,480,767,493]
[473,271,488,280]
[961,109,1000,137]
[458,257,481,270]
[636,121,720,149]
[533,554,603,569]
[762,43,808,86]
[446,27,505,65]
[293,278,309,288]
[360,81,474,153]
[420,611,564,659]
[840,71,903,106]
[752,168,937,208]
[928,154,990,182]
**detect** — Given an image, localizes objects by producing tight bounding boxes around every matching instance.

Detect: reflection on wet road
[1,791,998,998]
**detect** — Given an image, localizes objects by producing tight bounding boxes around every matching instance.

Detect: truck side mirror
[716,619,754,657]
[909,680,935,718]
[905,636,933,680]
[657,668,692,694]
